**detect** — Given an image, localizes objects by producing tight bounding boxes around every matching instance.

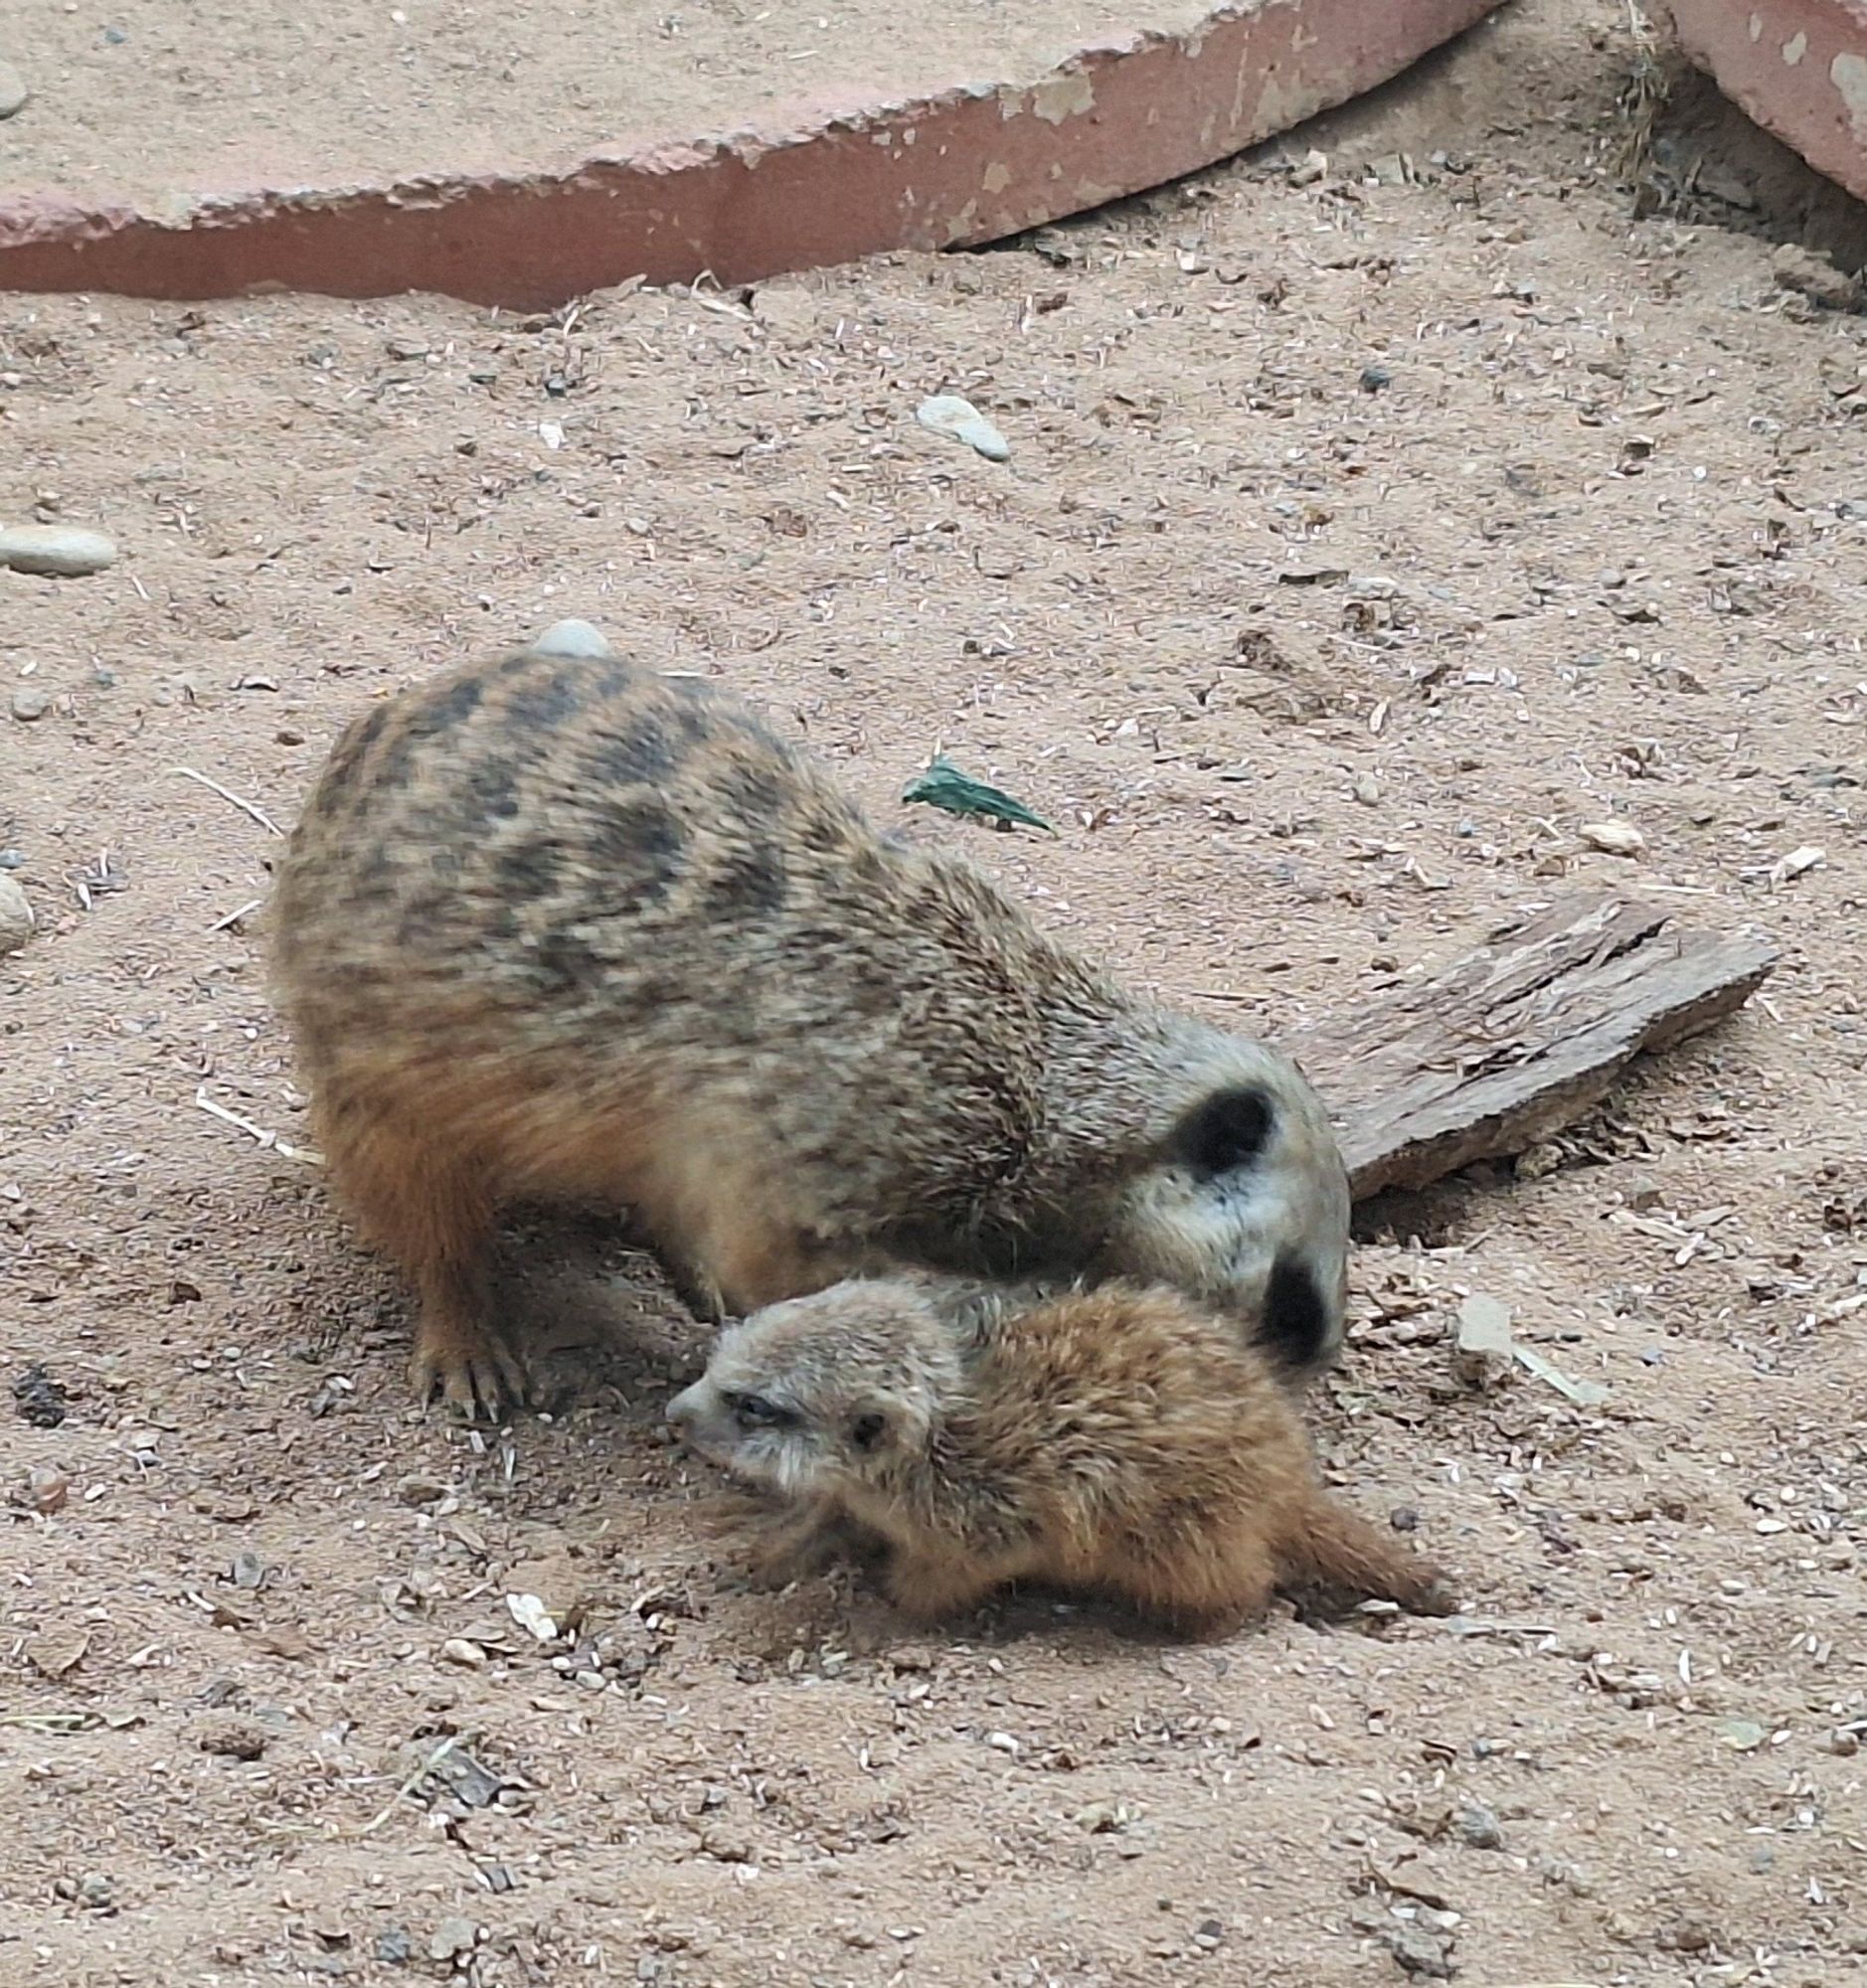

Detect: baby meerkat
[270,623,1351,1416]
[666,1275,1456,1634]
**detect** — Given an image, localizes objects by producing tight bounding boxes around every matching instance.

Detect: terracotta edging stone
[1657,0,1867,203]
[0,0,1497,310]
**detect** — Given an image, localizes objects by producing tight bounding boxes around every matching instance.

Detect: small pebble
[11,1361,65,1425]
[11,687,49,723]
[1658,1918,1715,1954]
[197,1715,268,1760]
[0,875,33,956]
[1772,243,1861,312]
[1382,1923,1455,1978]
[428,1915,478,1963]
[1579,819,1644,857]
[0,61,26,119]
[1454,1802,1504,1850]
[26,1464,70,1514]
[506,1590,558,1643]
[0,525,118,578]
[439,1637,488,1669]
[532,616,611,659]
[915,395,1011,462]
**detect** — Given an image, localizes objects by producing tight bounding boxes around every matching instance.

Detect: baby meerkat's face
[664,1282,955,1499]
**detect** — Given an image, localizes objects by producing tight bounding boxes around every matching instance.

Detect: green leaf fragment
[901,755,1056,834]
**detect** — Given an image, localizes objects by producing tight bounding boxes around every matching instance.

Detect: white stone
[1579,820,1645,857]
[531,617,611,659]
[0,526,118,578]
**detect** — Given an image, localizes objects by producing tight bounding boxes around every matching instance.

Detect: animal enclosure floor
[2,2,1865,1984]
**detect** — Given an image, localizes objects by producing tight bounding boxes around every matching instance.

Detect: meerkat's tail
[1279,1490,1459,1620]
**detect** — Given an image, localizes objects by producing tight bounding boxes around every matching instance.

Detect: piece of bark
[1281,895,1778,1200]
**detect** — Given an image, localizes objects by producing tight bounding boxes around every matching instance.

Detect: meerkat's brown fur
[666,1275,1456,1635]
[270,633,1351,1415]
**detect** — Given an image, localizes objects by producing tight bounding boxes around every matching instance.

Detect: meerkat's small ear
[1175,1084,1274,1177]
[849,1409,889,1451]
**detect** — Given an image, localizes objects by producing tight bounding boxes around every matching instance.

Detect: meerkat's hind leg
[410,1254,530,1420]
[326,1115,527,1417]
[1116,1531,1280,1640]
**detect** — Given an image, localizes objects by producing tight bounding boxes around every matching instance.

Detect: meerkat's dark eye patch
[1174,1084,1274,1177]
[725,1391,792,1429]
[849,1410,888,1451]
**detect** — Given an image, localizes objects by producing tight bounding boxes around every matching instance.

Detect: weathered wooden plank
[1279,895,1779,1200]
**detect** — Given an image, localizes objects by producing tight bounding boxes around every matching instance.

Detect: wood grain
[1281,895,1778,1200]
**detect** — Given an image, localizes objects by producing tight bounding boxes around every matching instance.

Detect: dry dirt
[3,2,1866,1984]
[2,0,1223,206]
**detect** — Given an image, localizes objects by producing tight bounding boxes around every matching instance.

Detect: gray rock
[0,62,26,119]
[1383,1923,1455,1978]
[428,1915,477,1963]
[0,525,118,578]
[0,876,32,957]
[532,617,611,659]
[11,687,49,723]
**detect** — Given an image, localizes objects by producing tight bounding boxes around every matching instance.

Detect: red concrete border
[1658,0,1867,204]
[0,0,1497,311]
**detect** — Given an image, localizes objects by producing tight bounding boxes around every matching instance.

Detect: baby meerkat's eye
[725,1391,790,1429]
[849,1410,888,1451]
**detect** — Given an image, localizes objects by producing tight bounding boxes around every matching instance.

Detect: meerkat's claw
[668,1262,730,1328]
[411,1331,529,1421]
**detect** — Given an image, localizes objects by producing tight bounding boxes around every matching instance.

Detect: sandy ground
[0,0,1224,205]
[3,1,1867,1984]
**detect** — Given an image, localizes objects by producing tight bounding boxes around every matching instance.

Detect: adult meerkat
[666,1274,1455,1635]
[270,622,1351,1415]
